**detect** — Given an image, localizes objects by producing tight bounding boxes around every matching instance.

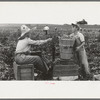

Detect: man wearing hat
[43,25,49,35]
[15,25,52,79]
[70,23,93,80]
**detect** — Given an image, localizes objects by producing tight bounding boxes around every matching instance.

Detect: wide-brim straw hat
[20,25,31,37]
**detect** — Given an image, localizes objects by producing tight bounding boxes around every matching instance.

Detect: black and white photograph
[0,2,100,81]
[1,1,100,99]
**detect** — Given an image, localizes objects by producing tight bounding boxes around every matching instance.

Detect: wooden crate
[13,62,34,80]
[53,64,79,77]
[59,37,75,60]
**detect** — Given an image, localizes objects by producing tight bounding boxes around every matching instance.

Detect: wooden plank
[21,72,32,74]
[53,65,79,71]
[53,69,78,77]
[54,68,78,72]
[13,62,18,80]
[53,76,78,81]
[21,73,32,77]
[20,76,32,80]
[18,64,34,68]
[20,68,31,73]
[60,53,73,59]
[59,59,75,65]
[17,65,21,80]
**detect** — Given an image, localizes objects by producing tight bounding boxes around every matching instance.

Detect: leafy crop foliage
[0,25,99,80]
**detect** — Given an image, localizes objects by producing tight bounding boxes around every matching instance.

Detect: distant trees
[77,19,88,25]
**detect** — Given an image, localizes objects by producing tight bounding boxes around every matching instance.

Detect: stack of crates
[53,36,79,79]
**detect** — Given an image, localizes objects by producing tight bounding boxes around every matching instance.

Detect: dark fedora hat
[71,23,80,29]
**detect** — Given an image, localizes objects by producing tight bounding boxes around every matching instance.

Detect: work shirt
[15,37,48,53]
[70,32,85,42]
[70,32,85,51]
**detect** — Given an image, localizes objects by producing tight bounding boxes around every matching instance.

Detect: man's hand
[47,38,52,42]
[76,46,80,51]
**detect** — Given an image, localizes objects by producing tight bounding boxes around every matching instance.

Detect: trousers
[76,49,90,75]
[15,54,48,73]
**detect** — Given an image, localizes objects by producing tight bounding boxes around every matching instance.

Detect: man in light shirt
[15,25,52,79]
[43,25,49,35]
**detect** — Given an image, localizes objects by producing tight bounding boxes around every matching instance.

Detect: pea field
[0,24,100,80]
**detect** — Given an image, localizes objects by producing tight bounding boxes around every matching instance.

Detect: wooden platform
[53,59,79,79]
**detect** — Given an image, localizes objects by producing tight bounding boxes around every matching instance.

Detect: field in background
[0,24,100,80]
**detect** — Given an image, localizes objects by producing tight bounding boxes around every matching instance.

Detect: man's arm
[76,33,85,51]
[76,41,85,51]
[28,38,52,45]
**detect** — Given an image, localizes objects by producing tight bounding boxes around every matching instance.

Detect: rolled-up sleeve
[28,38,48,45]
[79,33,85,42]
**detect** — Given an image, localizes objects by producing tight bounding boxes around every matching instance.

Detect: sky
[0,2,100,25]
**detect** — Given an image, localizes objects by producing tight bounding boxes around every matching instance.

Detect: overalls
[73,32,91,79]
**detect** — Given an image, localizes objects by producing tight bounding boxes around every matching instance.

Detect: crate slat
[21,73,32,78]
[20,68,31,73]
[53,65,79,70]
[53,69,78,77]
